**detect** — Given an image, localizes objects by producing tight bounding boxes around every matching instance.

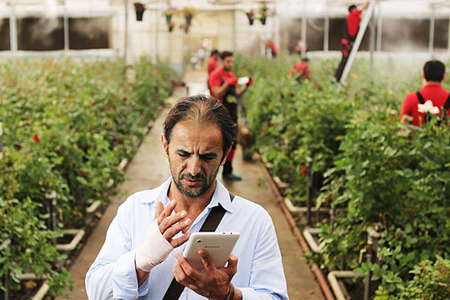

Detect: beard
[170,162,220,198]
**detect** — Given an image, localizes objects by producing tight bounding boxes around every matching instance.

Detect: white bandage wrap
[135,219,174,272]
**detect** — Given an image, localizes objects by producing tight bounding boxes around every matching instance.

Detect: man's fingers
[198,249,216,272]
[154,201,164,220]
[160,210,189,234]
[171,232,191,248]
[163,216,191,240]
[175,253,201,281]
[157,199,177,224]
[173,260,196,287]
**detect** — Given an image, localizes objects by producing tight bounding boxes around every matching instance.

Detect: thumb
[225,254,238,277]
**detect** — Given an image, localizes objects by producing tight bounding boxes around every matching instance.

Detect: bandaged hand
[136,200,191,272]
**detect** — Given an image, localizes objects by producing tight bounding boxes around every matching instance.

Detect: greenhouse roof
[1,0,450,17]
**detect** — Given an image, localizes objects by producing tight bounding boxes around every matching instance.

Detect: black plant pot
[136,10,145,21]
[248,18,254,25]
[260,16,266,25]
[168,25,174,32]
[165,15,172,24]
[185,15,192,25]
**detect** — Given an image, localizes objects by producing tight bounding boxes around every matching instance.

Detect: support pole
[448,18,450,55]
[324,15,329,53]
[369,7,376,82]
[376,10,382,52]
[9,0,18,57]
[124,0,129,66]
[429,13,435,58]
[301,0,307,58]
[63,0,69,54]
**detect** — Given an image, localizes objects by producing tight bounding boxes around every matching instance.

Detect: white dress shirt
[86,177,288,300]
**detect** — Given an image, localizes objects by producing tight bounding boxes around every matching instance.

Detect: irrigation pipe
[256,153,335,300]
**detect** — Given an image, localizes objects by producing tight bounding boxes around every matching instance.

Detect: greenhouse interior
[1,0,450,299]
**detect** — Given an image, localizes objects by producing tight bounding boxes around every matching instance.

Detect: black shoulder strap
[444,93,450,111]
[416,91,425,104]
[442,93,450,121]
[163,192,236,300]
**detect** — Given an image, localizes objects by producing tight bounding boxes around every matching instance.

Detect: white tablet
[182,232,240,270]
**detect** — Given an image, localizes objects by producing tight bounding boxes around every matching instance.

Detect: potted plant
[245,9,255,25]
[182,7,196,26]
[167,21,175,32]
[134,2,146,22]
[258,3,269,25]
[162,7,177,24]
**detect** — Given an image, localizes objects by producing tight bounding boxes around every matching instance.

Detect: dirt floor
[57,69,325,300]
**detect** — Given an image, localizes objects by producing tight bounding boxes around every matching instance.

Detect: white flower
[237,76,249,85]
[418,100,440,115]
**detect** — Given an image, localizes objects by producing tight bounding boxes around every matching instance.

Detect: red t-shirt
[347,9,362,37]
[207,57,218,75]
[290,61,311,79]
[208,68,237,102]
[267,41,277,54]
[400,83,450,127]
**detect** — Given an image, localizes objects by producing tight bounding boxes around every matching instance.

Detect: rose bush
[234,54,450,299]
[0,56,176,296]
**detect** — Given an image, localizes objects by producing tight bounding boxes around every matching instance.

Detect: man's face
[162,121,226,198]
[222,56,234,72]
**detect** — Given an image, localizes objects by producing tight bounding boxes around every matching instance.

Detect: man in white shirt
[86,95,288,300]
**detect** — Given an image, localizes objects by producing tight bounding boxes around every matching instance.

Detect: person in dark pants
[335,2,369,82]
[208,51,253,181]
[334,38,353,82]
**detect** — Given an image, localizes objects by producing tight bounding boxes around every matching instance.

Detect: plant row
[235,54,450,299]
[0,56,176,297]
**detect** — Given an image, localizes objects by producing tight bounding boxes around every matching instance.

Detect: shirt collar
[141,177,234,213]
[424,82,442,89]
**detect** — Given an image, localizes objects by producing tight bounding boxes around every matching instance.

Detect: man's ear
[221,147,232,166]
[161,133,169,158]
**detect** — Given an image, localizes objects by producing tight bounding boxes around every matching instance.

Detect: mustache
[179,173,205,180]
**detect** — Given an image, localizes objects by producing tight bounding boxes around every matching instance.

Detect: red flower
[301,164,306,177]
[326,196,331,204]
[280,92,284,99]
[91,103,96,107]
[79,170,84,177]
[32,134,40,143]
[123,95,128,100]
[55,147,61,154]
[116,137,121,145]
[289,92,295,98]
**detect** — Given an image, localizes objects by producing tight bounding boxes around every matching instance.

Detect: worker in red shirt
[208,51,253,181]
[347,2,369,43]
[267,40,277,58]
[207,49,220,75]
[290,58,312,81]
[207,49,220,95]
[401,60,450,127]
